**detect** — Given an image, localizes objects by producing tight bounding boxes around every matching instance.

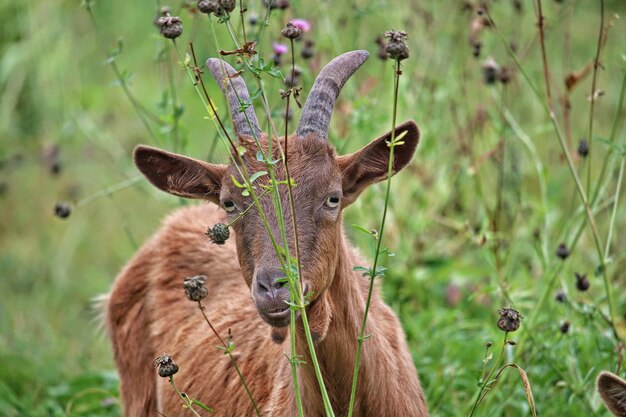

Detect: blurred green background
[1,0,625,415]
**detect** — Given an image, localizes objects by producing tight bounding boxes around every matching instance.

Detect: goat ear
[597,371,626,416]
[337,120,419,205]
[133,145,227,204]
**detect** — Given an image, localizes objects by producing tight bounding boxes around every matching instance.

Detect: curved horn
[206,58,261,139]
[296,50,369,140]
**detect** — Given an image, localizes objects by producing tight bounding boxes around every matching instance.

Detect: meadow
[1,0,625,415]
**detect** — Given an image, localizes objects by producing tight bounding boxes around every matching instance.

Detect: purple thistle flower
[291,19,311,32]
[272,42,288,55]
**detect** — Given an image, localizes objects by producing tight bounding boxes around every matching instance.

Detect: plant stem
[169,376,203,417]
[585,0,605,196]
[196,302,262,417]
[468,332,508,417]
[347,58,402,417]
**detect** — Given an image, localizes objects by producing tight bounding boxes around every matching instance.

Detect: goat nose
[256,268,286,298]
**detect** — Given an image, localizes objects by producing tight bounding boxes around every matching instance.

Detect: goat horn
[296,50,369,140]
[206,58,261,139]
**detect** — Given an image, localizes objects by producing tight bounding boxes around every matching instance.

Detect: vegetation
[1,0,625,415]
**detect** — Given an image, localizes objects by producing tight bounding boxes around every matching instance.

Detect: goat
[105,50,428,416]
[598,371,626,416]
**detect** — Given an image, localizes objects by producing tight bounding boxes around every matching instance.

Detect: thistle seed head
[556,243,570,260]
[184,275,209,302]
[54,202,72,219]
[384,30,409,61]
[575,272,590,292]
[154,354,179,378]
[157,15,183,39]
[497,307,522,332]
[282,22,302,40]
[205,223,230,245]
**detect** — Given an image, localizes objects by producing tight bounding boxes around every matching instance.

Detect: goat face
[132,50,420,336]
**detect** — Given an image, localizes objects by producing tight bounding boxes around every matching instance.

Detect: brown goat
[105,50,428,416]
[598,371,626,416]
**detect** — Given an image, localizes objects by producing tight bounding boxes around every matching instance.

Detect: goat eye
[325,196,340,208]
[223,200,236,212]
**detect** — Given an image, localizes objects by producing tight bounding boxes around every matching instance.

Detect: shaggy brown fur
[105,123,428,416]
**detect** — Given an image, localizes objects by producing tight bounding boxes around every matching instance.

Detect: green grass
[1,0,625,416]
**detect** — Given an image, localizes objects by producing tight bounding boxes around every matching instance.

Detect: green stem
[84,4,162,146]
[604,157,624,261]
[196,302,262,417]
[169,376,203,417]
[585,0,604,197]
[347,58,402,417]
[468,332,509,417]
[75,176,144,209]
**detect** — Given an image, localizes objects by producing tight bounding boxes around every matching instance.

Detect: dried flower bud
[486,341,493,348]
[384,30,409,61]
[205,223,230,245]
[198,0,219,14]
[556,243,570,260]
[482,57,499,85]
[220,0,236,12]
[575,272,590,292]
[282,22,302,39]
[555,290,567,303]
[497,307,522,332]
[184,275,209,302]
[54,202,72,219]
[577,139,589,158]
[560,320,570,334]
[157,16,183,39]
[154,354,179,378]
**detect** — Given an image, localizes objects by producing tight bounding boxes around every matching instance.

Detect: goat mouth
[258,304,293,327]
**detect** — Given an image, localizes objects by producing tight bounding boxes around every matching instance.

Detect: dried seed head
[219,0,236,13]
[575,272,590,292]
[577,139,589,158]
[497,307,523,332]
[154,354,179,378]
[54,202,72,219]
[157,15,183,39]
[184,275,209,302]
[555,290,567,303]
[198,0,219,14]
[560,320,570,334]
[205,223,230,245]
[482,57,499,85]
[384,30,409,61]
[556,243,570,260]
[282,22,302,39]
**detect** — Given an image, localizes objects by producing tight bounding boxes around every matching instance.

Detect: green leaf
[191,399,214,413]
[230,175,245,189]
[351,224,374,236]
[249,170,268,183]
